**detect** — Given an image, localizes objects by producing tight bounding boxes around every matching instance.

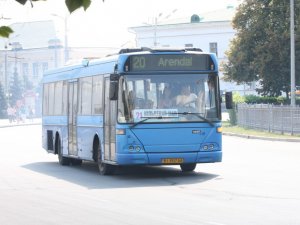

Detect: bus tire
[94,137,114,175]
[98,162,115,175]
[71,158,82,166]
[180,163,196,172]
[56,137,70,166]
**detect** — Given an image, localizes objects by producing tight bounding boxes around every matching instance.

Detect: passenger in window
[128,90,135,110]
[207,77,216,108]
[196,89,205,113]
[144,99,154,109]
[176,85,197,108]
[159,87,174,108]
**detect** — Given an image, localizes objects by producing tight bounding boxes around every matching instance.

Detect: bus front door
[68,81,78,156]
[104,77,116,162]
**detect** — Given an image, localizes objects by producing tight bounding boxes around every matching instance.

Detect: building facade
[0,20,116,116]
[129,8,255,94]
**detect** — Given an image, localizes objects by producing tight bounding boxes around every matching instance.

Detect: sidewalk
[0,118,41,128]
[223,131,300,142]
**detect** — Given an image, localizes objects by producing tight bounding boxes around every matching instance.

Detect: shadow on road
[23,161,219,189]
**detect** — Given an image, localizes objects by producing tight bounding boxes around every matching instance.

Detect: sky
[0,0,241,48]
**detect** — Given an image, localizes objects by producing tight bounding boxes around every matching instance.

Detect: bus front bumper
[116,151,222,165]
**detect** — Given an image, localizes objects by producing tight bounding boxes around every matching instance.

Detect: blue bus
[42,48,232,175]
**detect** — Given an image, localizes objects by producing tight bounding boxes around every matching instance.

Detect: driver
[176,85,197,108]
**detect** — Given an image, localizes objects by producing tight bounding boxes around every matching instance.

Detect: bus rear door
[68,81,78,156]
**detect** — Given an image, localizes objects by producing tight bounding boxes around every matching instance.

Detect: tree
[223,0,300,97]
[0,82,7,118]
[9,71,24,107]
[0,0,101,38]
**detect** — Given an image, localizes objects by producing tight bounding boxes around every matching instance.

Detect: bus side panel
[76,115,104,160]
[42,116,68,154]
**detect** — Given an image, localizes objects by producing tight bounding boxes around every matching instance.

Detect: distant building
[0,20,117,115]
[129,7,256,95]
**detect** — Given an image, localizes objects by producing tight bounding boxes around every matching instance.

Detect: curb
[223,132,300,142]
[0,122,41,129]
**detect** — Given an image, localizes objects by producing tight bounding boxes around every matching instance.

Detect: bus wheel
[180,163,196,172]
[71,158,82,166]
[94,138,114,175]
[98,161,115,175]
[57,138,70,166]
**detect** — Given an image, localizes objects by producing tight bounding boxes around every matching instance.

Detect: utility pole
[290,0,296,106]
[52,14,69,63]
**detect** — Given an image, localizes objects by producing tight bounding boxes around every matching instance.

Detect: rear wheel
[180,163,196,172]
[57,138,70,166]
[71,158,82,166]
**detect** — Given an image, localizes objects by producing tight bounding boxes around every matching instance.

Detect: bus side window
[43,84,49,115]
[80,77,92,115]
[92,75,103,114]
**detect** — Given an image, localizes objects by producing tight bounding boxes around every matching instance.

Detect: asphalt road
[0,125,299,225]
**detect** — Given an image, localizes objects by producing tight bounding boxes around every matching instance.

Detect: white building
[129,7,254,94]
[0,20,117,115]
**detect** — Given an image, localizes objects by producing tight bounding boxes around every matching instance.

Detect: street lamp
[51,13,69,63]
[290,0,296,106]
[4,43,8,94]
[146,9,177,47]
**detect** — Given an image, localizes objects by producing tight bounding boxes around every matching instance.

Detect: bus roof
[42,48,217,83]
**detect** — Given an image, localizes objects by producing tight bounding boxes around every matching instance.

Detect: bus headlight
[201,143,217,151]
[116,129,126,135]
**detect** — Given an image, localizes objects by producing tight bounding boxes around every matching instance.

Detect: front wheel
[94,139,115,175]
[98,161,115,175]
[180,163,196,172]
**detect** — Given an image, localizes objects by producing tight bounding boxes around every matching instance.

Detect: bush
[228,105,237,125]
[228,92,244,126]
[244,95,300,105]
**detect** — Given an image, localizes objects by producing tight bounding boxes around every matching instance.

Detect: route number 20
[132,56,146,69]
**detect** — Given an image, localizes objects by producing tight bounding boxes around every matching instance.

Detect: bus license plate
[162,158,184,164]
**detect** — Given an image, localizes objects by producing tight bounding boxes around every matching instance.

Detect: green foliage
[227,92,245,126]
[244,94,300,105]
[233,92,245,103]
[223,0,300,97]
[228,107,237,126]
[9,72,24,107]
[0,26,13,38]
[0,82,7,118]
[65,0,91,13]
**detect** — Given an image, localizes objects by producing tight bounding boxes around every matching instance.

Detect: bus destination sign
[127,54,212,72]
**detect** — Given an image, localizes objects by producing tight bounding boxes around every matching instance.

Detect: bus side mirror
[109,74,119,100]
[225,91,233,109]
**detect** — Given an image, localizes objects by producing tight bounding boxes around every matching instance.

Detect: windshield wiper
[130,116,177,128]
[170,112,215,127]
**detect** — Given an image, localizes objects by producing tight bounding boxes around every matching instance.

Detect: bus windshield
[117,74,220,124]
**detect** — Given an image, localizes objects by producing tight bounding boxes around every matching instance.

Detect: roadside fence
[237,104,300,135]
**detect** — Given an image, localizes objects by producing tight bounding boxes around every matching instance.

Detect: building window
[209,42,218,56]
[22,63,29,77]
[42,62,48,73]
[185,44,193,48]
[32,63,39,78]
